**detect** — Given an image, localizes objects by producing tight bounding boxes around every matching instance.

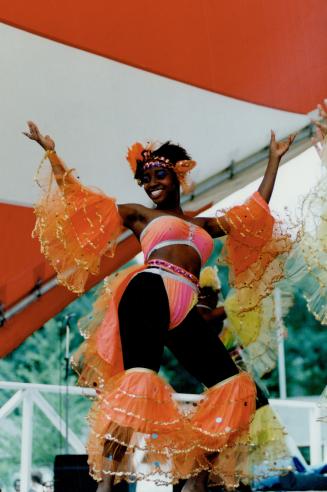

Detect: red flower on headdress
[126,142,144,174]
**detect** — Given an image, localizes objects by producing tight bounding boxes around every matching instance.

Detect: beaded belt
[146,259,199,287]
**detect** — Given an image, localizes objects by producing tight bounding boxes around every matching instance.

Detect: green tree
[263,289,327,398]
[0,284,100,490]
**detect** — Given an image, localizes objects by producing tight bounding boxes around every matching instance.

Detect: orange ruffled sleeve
[219,192,291,310]
[33,151,123,294]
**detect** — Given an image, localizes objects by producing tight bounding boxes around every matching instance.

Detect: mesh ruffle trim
[207,404,292,488]
[285,145,327,324]
[86,370,257,485]
[224,290,293,377]
[286,231,327,325]
[189,373,256,449]
[71,268,146,388]
[86,369,201,482]
[246,405,292,480]
[71,278,115,390]
[218,193,292,313]
[33,153,122,294]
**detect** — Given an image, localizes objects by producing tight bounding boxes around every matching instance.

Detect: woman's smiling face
[142,167,179,206]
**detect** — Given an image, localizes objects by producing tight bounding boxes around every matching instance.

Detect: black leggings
[118,271,269,409]
[118,271,238,387]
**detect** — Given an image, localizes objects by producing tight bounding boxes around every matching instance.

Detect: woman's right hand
[269,130,296,161]
[23,121,55,151]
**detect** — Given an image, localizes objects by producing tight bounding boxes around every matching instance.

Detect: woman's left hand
[269,130,296,160]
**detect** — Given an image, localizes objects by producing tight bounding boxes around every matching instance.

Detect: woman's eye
[142,175,150,184]
[156,169,167,179]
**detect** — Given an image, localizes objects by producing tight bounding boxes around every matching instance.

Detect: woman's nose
[149,173,158,187]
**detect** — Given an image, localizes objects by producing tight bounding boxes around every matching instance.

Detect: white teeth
[151,190,162,198]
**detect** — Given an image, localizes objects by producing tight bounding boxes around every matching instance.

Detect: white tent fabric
[202,146,322,220]
[0,23,309,207]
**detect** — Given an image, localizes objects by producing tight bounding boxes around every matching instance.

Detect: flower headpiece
[126,141,196,194]
[199,266,221,291]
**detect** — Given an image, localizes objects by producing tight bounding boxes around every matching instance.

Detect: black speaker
[54,455,133,491]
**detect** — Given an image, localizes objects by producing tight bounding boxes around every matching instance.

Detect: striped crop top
[140,215,214,265]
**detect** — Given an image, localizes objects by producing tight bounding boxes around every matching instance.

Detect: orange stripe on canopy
[1,0,327,113]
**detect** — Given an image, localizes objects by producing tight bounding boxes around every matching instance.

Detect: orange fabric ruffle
[85,369,257,486]
[218,192,292,311]
[193,372,257,488]
[33,151,122,294]
[72,265,146,387]
[190,372,256,451]
[208,404,291,488]
[86,368,197,484]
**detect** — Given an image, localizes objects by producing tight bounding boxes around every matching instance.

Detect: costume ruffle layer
[72,265,146,385]
[86,368,193,484]
[224,290,293,377]
[283,139,327,324]
[218,192,292,312]
[85,369,256,485]
[190,372,256,450]
[207,404,291,488]
[216,192,292,378]
[33,151,122,294]
[246,405,292,481]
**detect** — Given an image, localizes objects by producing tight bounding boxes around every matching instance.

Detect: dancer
[24,122,294,491]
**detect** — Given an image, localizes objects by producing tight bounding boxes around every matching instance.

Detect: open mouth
[150,189,164,199]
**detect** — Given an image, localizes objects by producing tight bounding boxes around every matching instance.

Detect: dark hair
[135,141,191,182]
[200,286,219,295]
[152,141,191,164]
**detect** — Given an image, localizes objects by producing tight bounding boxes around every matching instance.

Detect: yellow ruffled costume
[217,191,292,313]
[224,289,293,378]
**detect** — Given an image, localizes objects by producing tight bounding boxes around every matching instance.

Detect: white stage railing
[0,381,324,492]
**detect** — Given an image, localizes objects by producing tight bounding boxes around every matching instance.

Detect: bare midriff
[147,244,201,277]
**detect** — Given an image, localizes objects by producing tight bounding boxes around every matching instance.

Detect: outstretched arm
[24,121,143,227]
[258,130,296,203]
[23,121,76,187]
[196,130,295,237]
[25,121,126,293]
